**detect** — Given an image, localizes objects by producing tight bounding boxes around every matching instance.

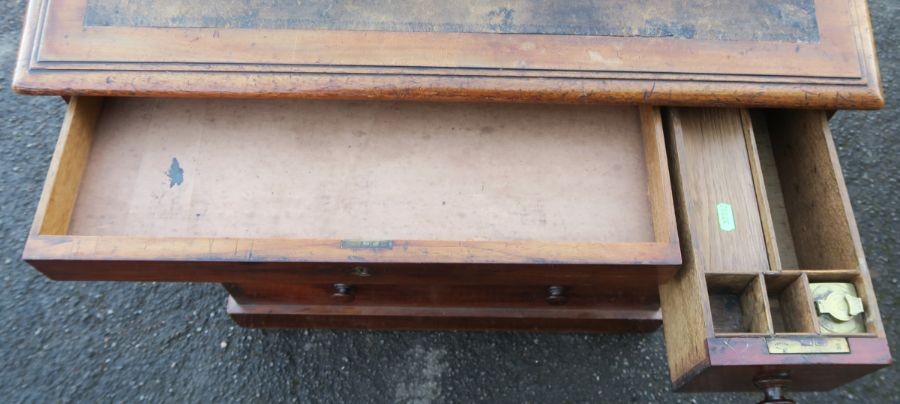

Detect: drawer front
[224,282,660,309]
[28,255,672,291]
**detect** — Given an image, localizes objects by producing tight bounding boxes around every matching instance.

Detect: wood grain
[766,273,817,334]
[762,110,859,270]
[750,111,799,270]
[68,98,654,242]
[705,274,771,335]
[741,110,783,273]
[642,106,679,246]
[31,97,103,236]
[12,0,884,109]
[660,107,890,392]
[658,107,715,386]
[665,108,769,273]
[741,275,772,334]
[25,96,680,285]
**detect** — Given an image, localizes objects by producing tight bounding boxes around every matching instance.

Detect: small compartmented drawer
[660,108,891,393]
[706,274,771,335]
[764,273,817,334]
[751,110,862,272]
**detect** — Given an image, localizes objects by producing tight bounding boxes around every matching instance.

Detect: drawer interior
[750,110,860,271]
[706,274,770,335]
[660,107,887,392]
[65,98,653,242]
[763,273,817,334]
[28,97,679,271]
[665,108,880,338]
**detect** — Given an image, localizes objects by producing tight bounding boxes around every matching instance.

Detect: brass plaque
[766,337,850,354]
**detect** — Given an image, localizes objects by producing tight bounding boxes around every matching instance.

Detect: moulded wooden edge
[12,69,886,111]
[28,97,103,237]
[226,297,663,332]
[11,1,884,109]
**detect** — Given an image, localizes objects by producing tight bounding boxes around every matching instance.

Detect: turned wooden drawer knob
[332,283,355,303]
[546,286,568,305]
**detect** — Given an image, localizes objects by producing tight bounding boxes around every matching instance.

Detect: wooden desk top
[14,0,882,108]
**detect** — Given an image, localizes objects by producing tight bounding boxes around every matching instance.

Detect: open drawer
[660,108,891,393]
[24,97,680,291]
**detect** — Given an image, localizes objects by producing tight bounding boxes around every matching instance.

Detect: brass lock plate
[767,336,851,354]
[810,282,866,334]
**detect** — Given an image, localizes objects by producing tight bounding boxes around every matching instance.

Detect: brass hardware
[546,286,568,305]
[816,293,864,322]
[351,266,372,277]
[810,282,866,334]
[332,283,355,303]
[766,337,850,354]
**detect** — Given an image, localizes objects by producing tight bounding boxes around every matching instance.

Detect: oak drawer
[659,108,891,392]
[24,97,680,287]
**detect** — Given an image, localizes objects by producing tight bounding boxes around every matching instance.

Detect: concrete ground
[0,1,896,402]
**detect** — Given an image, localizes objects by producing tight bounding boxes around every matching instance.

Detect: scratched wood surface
[84,0,819,42]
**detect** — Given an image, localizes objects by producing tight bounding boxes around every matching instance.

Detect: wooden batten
[741,110,782,272]
[30,97,103,236]
[659,107,715,387]
[641,106,679,247]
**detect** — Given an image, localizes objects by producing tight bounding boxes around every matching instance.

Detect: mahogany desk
[14,0,891,400]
